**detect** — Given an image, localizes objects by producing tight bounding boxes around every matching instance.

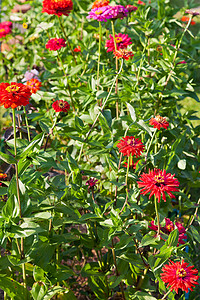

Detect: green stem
[111,20,117,51]
[44,114,58,151]
[145,128,157,163]
[58,16,77,64]
[97,21,102,88]
[23,107,30,142]
[154,195,160,235]
[125,155,131,186]
[111,20,119,119]
[161,289,171,300]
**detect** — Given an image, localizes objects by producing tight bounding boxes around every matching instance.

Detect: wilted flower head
[0,82,32,109]
[126,5,138,13]
[161,260,199,293]
[87,6,112,22]
[22,69,40,83]
[149,218,187,245]
[92,0,109,9]
[26,78,41,94]
[52,100,70,113]
[185,9,200,16]
[42,0,73,17]
[86,178,98,189]
[181,16,196,25]
[46,38,66,51]
[149,115,169,130]
[114,49,134,61]
[105,33,132,52]
[138,169,180,203]
[117,136,145,157]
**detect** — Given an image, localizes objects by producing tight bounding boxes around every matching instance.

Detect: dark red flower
[52,100,70,113]
[42,0,73,17]
[137,169,180,203]
[149,115,169,130]
[46,38,66,51]
[161,260,199,293]
[126,5,138,13]
[0,173,7,180]
[86,178,98,189]
[181,16,196,25]
[74,46,81,52]
[0,82,31,109]
[26,78,41,94]
[149,218,187,245]
[92,0,109,9]
[117,136,145,157]
[105,33,132,52]
[114,49,134,61]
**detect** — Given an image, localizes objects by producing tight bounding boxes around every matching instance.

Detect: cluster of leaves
[0,0,200,299]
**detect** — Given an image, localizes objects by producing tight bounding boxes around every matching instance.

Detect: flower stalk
[154,194,160,235]
[23,107,31,142]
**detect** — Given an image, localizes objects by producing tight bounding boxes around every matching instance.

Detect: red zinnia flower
[46,38,66,51]
[181,16,196,25]
[0,173,7,180]
[138,0,145,5]
[138,169,179,202]
[86,178,98,189]
[114,49,134,61]
[52,100,70,113]
[117,136,145,157]
[149,218,187,245]
[26,78,41,94]
[0,82,32,109]
[105,33,132,52]
[92,0,109,9]
[74,46,81,52]
[161,260,199,293]
[42,0,73,17]
[149,115,169,130]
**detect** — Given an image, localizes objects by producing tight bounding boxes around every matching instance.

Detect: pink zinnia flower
[161,260,199,293]
[138,169,180,203]
[105,33,132,52]
[117,136,145,157]
[107,5,128,19]
[46,38,66,51]
[87,6,112,22]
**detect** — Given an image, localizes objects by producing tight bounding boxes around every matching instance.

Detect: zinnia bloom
[0,26,11,38]
[126,5,138,13]
[87,6,112,22]
[0,21,12,28]
[149,115,169,130]
[107,5,128,19]
[52,100,70,113]
[181,16,196,25]
[149,218,187,245]
[138,169,180,203]
[86,178,98,189]
[22,69,40,83]
[114,49,134,61]
[185,9,200,16]
[42,0,73,17]
[0,82,32,109]
[0,173,7,180]
[92,0,109,9]
[26,78,41,94]
[161,260,199,293]
[117,136,145,157]
[46,38,66,51]
[105,33,132,52]
[74,46,81,52]
[138,0,145,5]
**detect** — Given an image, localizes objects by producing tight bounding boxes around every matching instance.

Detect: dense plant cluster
[0,0,200,299]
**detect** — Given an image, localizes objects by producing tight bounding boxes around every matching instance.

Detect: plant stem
[111,20,119,119]
[145,128,157,163]
[44,114,58,151]
[161,289,171,300]
[12,108,27,289]
[125,155,131,186]
[111,239,126,300]
[111,21,117,52]
[97,21,102,89]
[58,16,77,64]
[154,195,160,235]
[186,198,200,231]
[23,107,30,142]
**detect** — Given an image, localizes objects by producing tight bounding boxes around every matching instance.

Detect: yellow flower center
[6,85,20,93]
[177,268,187,278]
[58,101,64,108]
[23,23,28,29]
[115,37,123,43]
[166,224,174,232]
[155,115,163,122]
[95,10,103,14]
[0,28,5,33]
[154,175,165,184]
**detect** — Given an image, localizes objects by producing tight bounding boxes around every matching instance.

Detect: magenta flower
[107,5,128,19]
[87,6,112,22]
[86,178,98,189]
[22,69,40,83]
[105,33,132,52]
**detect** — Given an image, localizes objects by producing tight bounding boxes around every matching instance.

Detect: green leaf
[165,229,179,247]
[130,291,157,300]
[190,225,200,243]
[33,266,46,282]
[0,275,30,300]
[137,120,153,137]
[140,231,160,247]
[0,151,17,164]
[127,102,136,123]
[2,195,19,218]
[31,282,48,300]
[69,64,83,76]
